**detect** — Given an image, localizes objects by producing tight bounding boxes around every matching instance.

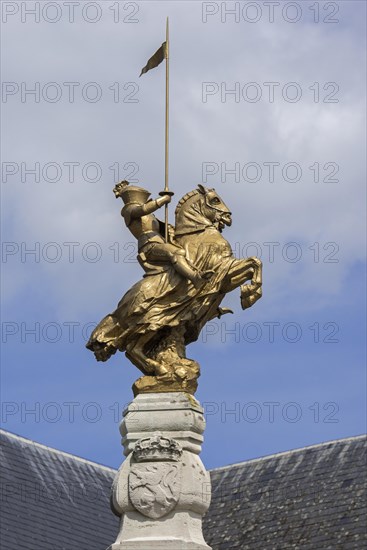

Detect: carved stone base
[108,393,211,550]
[109,511,211,549]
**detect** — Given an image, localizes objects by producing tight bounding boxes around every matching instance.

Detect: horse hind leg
[126,334,169,378]
[125,344,151,376]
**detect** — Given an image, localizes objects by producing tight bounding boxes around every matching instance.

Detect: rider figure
[113,181,212,287]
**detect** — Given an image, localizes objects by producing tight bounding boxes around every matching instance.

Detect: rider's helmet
[113,181,151,204]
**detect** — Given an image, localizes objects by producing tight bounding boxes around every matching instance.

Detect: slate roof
[0,431,119,550]
[204,435,367,550]
[1,430,366,550]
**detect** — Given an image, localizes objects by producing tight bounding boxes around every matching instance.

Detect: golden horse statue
[86,183,262,395]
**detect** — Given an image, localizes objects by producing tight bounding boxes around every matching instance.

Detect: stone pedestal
[108,392,212,550]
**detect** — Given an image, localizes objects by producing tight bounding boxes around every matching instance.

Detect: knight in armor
[113,181,213,287]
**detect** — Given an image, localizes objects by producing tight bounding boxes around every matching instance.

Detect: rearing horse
[86,185,262,395]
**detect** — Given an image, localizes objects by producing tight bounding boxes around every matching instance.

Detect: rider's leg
[171,249,200,282]
[148,244,212,286]
[171,249,214,287]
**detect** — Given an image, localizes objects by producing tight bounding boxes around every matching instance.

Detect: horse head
[175,185,232,235]
[197,184,232,231]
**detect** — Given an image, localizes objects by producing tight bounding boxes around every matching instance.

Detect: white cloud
[2,0,365,321]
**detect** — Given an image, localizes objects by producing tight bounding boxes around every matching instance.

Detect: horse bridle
[202,191,231,224]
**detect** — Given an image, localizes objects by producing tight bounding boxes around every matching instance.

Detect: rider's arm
[129,196,170,219]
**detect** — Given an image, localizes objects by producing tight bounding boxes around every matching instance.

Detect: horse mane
[175,189,201,217]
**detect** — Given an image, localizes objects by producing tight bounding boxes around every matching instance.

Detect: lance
[140,17,173,242]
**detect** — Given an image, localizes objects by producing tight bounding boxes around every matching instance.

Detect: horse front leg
[241,282,262,309]
[223,257,262,291]
[222,257,263,310]
[240,257,262,309]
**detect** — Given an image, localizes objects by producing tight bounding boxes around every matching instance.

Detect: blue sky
[1,0,366,470]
